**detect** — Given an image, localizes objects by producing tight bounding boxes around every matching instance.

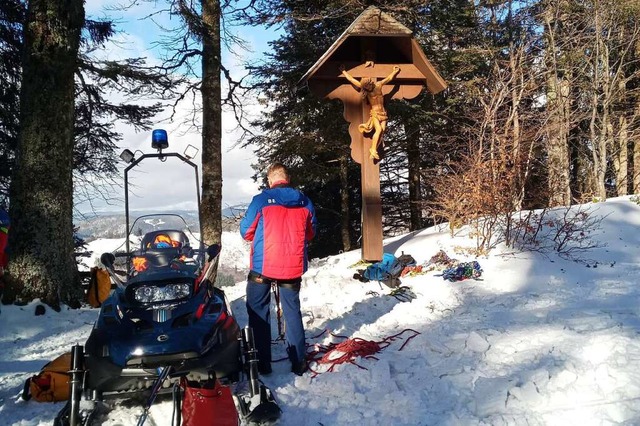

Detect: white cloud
[90,97,260,213]
[76,5,278,215]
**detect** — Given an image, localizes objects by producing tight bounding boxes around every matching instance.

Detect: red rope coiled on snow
[306,329,421,377]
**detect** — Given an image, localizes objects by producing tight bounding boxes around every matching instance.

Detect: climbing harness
[388,286,416,302]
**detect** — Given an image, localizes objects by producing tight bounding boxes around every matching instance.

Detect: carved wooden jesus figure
[340,64,401,160]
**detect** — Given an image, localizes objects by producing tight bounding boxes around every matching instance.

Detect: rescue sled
[54,130,280,425]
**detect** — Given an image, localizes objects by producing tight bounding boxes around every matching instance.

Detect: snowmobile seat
[141,230,190,251]
[131,230,195,271]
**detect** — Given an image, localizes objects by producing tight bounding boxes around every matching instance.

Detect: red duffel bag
[181,378,238,426]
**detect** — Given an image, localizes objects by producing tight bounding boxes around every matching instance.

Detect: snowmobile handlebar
[99,252,128,288]
[100,252,116,268]
[206,243,221,261]
[99,244,220,290]
[195,243,222,289]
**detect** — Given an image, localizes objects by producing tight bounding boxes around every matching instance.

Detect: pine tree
[0,0,23,201]
[0,0,174,205]
[7,0,85,309]
[236,1,363,257]
[236,0,488,252]
[200,0,223,249]
[0,0,174,307]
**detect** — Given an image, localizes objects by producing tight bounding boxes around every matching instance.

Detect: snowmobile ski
[232,327,282,425]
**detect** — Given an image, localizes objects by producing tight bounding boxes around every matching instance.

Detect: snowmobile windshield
[128,214,200,250]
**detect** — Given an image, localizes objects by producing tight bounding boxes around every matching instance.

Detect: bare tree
[200,0,223,248]
[541,0,574,206]
[148,0,252,251]
[541,0,640,201]
[591,0,640,197]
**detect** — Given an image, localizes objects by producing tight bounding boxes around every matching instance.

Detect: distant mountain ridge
[76,205,246,241]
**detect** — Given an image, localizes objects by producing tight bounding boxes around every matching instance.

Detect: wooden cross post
[299,7,447,262]
[330,63,406,261]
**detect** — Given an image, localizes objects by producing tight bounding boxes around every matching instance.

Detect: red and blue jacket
[240,182,316,280]
[0,208,8,268]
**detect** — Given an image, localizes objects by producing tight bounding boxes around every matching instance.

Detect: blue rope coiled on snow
[441,261,482,282]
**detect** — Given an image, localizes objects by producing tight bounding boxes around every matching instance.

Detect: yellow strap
[0,226,7,234]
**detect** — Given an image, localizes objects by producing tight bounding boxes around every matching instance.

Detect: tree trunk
[546,75,572,206]
[6,0,84,309]
[339,154,351,252]
[634,139,640,193]
[505,39,527,210]
[404,120,422,231]
[615,116,628,196]
[589,93,607,200]
[200,0,222,249]
[590,6,608,201]
[543,6,572,207]
[634,98,640,192]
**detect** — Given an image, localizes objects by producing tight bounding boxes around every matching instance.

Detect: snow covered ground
[2,197,640,425]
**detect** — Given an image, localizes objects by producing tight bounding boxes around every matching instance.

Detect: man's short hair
[267,163,289,182]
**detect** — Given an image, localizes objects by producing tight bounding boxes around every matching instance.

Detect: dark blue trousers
[246,279,306,370]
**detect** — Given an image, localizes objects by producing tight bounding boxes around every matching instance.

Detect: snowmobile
[54,130,281,425]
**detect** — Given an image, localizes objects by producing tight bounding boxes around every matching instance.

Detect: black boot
[258,362,272,375]
[291,360,308,376]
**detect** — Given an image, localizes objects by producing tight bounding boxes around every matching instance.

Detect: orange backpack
[87,267,111,308]
[22,352,71,402]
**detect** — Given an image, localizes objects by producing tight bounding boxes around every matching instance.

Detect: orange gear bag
[22,352,71,402]
[87,267,112,308]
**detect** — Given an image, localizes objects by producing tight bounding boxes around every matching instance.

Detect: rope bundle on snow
[306,329,421,377]
[400,265,423,277]
[427,250,457,268]
[420,250,458,273]
[441,261,482,282]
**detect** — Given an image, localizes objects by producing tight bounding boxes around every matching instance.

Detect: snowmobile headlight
[133,283,190,303]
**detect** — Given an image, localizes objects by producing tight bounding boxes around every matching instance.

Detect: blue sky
[80,0,280,214]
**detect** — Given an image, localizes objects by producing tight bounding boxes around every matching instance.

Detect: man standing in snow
[240,163,317,375]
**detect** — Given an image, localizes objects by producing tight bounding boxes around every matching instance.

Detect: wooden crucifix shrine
[299,7,447,261]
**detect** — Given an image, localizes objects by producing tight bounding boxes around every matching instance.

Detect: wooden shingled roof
[300,7,411,84]
[299,6,447,95]
[347,6,413,35]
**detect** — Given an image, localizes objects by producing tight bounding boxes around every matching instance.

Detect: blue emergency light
[151,129,169,151]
